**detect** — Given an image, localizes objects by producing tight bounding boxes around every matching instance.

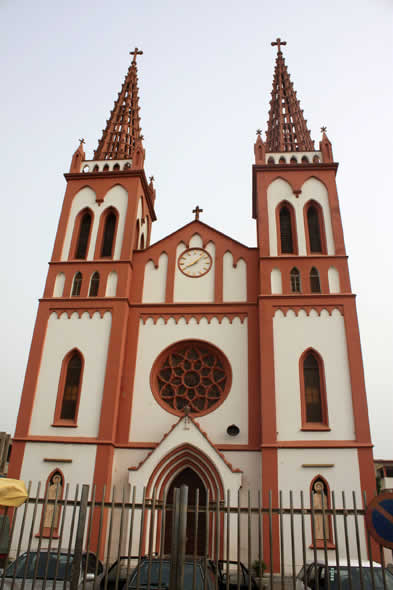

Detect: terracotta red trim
[94,206,119,260]
[299,348,329,429]
[6,441,25,480]
[90,445,114,559]
[262,449,280,573]
[262,441,372,448]
[52,348,84,427]
[247,307,261,448]
[303,200,327,255]
[68,207,95,261]
[275,201,298,255]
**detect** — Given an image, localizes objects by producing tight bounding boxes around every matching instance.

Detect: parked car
[209,560,259,590]
[98,556,142,590]
[1,550,103,589]
[296,560,393,589]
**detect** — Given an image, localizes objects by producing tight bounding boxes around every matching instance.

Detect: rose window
[151,340,231,416]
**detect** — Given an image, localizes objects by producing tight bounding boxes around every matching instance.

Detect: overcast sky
[0,0,392,458]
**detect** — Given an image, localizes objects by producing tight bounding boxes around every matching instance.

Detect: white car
[296,560,393,589]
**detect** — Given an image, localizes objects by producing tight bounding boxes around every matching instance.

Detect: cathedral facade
[9,42,375,566]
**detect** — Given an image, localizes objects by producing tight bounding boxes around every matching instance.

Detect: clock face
[178,248,212,277]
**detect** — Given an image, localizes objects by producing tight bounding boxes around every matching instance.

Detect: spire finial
[130,47,143,64]
[271,37,287,54]
[321,126,327,133]
[256,129,262,136]
[78,138,85,145]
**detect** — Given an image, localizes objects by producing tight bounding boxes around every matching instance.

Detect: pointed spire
[93,48,144,161]
[266,39,314,152]
[319,126,334,162]
[69,138,86,173]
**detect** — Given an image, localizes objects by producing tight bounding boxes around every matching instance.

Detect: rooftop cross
[271,37,287,53]
[79,138,85,145]
[193,205,203,221]
[256,129,262,136]
[130,47,143,63]
[321,126,327,133]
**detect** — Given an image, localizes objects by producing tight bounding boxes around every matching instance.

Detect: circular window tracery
[151,340,232,416]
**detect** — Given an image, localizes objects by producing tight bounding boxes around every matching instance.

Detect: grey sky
[1,0,392,458]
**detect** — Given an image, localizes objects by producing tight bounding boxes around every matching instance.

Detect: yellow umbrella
[0,478,28,507]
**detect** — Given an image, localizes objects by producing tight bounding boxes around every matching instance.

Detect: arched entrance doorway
[164,468,207,555]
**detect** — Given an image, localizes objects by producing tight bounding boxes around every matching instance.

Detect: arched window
[310,267,321,293]
[89,272,100,296]
[71,272,82,296]
[290,267,301,292]
[75,212,92,259]
[140,233,145,250]
[53,350,84,425]
[278,204,296,254]
[306,204,324,253]
[100,211,117,257]
[310,476,334,548]
[300,349,328,428]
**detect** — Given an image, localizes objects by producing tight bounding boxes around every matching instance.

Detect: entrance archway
[164,468,207,555]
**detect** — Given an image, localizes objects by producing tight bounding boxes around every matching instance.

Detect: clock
[178,247,212,277]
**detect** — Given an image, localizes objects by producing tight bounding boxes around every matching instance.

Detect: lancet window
[310,267,321,293]
[89,272,100,296]
[100,211,117,257]
[290,267,301,292]
[75,211,92,259]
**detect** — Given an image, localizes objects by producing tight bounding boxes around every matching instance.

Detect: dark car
[296,561,393,589]
[209,560,259,590]
[98,556,142,590]
[1,550,103,590]
[124,557,215,590]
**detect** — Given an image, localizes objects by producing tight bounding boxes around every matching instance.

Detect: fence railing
[0,483,392,590]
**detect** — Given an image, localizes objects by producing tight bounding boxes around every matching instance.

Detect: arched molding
[267,176,294,192]
[88,271,100,297]
[299,348,329,431]
[71,271,83,297]
[49,308,111,319]
[309,474,334,547]
[68,207,94,261]
[140,313,248,325]
[276,200,298,255]
[303,199,327,255]
[301,175,329,193]
[53,273,65,297]
[105,271,118,297]
[37,468,65,538]
[94,206,119,259]
[270,268,282,295]
[52,348,85,427]
[272,306,343,318]
[328,267,340,293]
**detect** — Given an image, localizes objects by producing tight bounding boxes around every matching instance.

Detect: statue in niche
[312,479,329,541]
[43,472,63,529]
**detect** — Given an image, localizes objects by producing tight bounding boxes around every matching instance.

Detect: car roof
[306,560,382,568]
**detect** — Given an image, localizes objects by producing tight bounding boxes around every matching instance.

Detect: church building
[9,40,375,565]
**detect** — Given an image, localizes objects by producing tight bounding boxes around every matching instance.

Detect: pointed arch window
[100,211,117,257]
[290,267,301,293]
[75,212,92,259]
[305,202,326,254]
[299,349,329,430]
[278,204,297,254]
[310,267,321,293]
[89,272,100,297]
[53,350,84,425]
[71,272,82,296]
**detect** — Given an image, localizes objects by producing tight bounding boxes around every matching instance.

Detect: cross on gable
[271,38,287,53]
[78,138,85,145]
[321,126,327,133]
[130,47,143,63]
[193,205,203,221]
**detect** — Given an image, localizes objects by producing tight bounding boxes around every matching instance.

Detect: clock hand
[183,253,204,269]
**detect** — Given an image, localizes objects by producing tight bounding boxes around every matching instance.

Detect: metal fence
[0,483,392,590]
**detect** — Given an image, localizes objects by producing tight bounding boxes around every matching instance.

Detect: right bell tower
[253,38,375,568]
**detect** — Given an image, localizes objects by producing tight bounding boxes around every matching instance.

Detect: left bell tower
[9,49,156,501]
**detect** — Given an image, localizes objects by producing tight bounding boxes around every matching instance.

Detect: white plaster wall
[30,311,112,437]
[328,266,341,293]
[277,448,366,573]
[273,309,355,440]
[267,177,334,256]
[53,273,65,297]
[62,185,128,261]
[271,268,282,294]
[106,271,118,296]
[174,235,215,302]
[223,252,247,302]
[142,253,168,303]
[130,316,248,444]
[10,442,97,555]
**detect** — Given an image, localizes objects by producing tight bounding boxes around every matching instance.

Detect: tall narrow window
[303,352,323,422]
[307,205,323,253]
[279,206,294,253]
[290,267,301,292]
[101,212,117,257]
[75,212,92,259]
[310,267,321,293]
[60,352,82,420]
[89,272,100,296]
[71,272,82,296]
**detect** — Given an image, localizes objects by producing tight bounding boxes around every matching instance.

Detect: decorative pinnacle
[321,126,327,133]
[271,37,287,54]
[130,47,143,63]
[149,175,155,182]
[139,134,144,141]
[256,129,262,136]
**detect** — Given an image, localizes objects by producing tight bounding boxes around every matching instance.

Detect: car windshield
[327,566,393,589]
[5,552,73,580]
[128,561,206,590]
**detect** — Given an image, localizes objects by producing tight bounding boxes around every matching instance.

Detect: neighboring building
[0,432,11,476]
[9,41,376,567]
[375,460,393,492]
